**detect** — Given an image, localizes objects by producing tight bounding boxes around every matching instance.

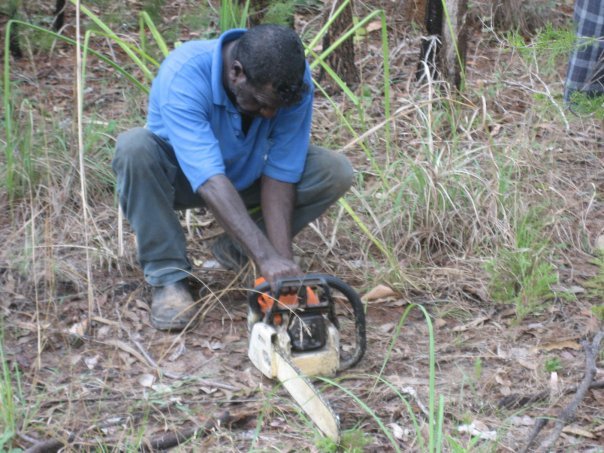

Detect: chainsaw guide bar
[247,274,367,443]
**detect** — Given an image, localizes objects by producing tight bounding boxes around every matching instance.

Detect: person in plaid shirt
[564,0,604,104]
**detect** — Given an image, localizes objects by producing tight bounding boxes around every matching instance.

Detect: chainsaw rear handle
[248,273,367,371]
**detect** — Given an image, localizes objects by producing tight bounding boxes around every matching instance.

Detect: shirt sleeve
[262,64,314,184]
[159,69,225,192]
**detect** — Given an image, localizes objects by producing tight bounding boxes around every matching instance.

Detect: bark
[416,0,468,90]
[6,1,23,59]
[416,0,443,82]
[53,0,66,31]
[440,0,468,90]
[322,0,359,88]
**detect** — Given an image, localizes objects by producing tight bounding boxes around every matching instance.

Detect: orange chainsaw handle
[254,277,319,315]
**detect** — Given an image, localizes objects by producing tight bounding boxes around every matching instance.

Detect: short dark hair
[233,24,309,106]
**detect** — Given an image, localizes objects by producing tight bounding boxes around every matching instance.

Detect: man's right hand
[198,174,300,290]
[259,254,302,292]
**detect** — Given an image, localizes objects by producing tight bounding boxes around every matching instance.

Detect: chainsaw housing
[248,274,366,378]
[248,320,340,379]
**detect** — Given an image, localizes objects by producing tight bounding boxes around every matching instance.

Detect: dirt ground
[1,0,603,451]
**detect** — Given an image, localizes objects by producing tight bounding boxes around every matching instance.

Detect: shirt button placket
[232,113,241,138]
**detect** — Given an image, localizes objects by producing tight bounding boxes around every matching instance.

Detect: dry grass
[1,0,603,451]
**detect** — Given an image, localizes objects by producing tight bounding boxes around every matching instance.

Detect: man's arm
[260,175,296,260]
[198,175,301,286]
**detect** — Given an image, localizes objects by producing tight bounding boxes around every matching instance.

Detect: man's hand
[259,254,302,291]
[198,174,300,290]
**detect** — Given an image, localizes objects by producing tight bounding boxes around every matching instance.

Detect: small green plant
[219,0,250,31]
[473,357,483,381]
[316,428,372,453]
[0,326,21,451]
[592,304,604,322]
[262,0,297,26]
[486,210,559,320]
[568,91,604,119]
[584,253,604,300]
[544,357,562,373]
[446,434,482,453]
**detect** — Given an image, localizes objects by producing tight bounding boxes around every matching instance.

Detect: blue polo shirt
[147,29,313,192]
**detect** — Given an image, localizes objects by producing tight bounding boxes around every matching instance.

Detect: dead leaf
[168,340,186,362]
[104,339,151,368]
[388,423,407,441]
[509,415,534,426]
[458,420,497,440]
[536,340,581,352]
[562,425,595,439]
[68,318,88,337]
[517,358,538,371]
[84,355,99,370]
[200,386,218,394]
[549,371,559,394]
[434,318,447,329]
[363,284,396,301]
[379,322,395,333]
[134,299,150,311]
[366,20,382,33]
[138,373,155,388]
[386,299,407,307]
[151,383,172,393]
[489,124,502,136]
[452,316,490,332]
[204,339,224,351]
[596,235,604,252]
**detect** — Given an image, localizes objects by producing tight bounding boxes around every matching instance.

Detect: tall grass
[0,1,593,450]
[0,325,22,450]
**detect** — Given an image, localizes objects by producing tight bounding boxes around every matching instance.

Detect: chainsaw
[247,274,366,442]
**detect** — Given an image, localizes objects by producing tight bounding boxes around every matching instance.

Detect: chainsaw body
[247,274,366,379]
[248,321,340,378]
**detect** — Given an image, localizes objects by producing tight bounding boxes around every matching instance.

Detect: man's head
[226,24,308,118]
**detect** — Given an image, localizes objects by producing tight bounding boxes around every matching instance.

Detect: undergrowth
[1,0,601,451]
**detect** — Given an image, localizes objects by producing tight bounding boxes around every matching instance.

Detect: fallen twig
[140,410,231,451]
[521,330,604,453]
[498,380,604,410]
[22,433,75,453]
[538,330,604,451]
[20,410,236,452]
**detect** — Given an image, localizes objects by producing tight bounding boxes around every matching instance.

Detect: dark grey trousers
[112,127,353,286]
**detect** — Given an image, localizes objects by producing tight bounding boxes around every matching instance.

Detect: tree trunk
[416,0,443,83]
[322,0,359,88]
[416,0,468,90]
[53,0,66,31]
[440,0,468,90]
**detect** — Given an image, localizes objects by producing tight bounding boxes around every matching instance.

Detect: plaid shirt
[564,0,604,102]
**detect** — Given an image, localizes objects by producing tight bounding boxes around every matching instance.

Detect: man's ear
[230,60,246,83]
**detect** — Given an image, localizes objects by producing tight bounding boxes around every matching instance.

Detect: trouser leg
[114,132,352,282]
[112,127,204,286]
[239,144,354,235]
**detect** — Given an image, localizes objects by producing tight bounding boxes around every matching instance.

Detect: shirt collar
[212,28,246,109]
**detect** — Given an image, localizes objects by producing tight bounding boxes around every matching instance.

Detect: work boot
[211,234,249,272]
[151,280,197,331]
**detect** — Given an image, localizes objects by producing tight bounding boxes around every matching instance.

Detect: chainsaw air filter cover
[288,313,327,352]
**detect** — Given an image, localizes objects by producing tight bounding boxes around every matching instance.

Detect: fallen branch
[521,330,604,453]
[140,410,231,451]
[21,411,234,453]
[498,380,604,410]
[22,433,75,453]
[538,331,604,451]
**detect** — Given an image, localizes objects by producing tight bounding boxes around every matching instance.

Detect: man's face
[228,62,283,119]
